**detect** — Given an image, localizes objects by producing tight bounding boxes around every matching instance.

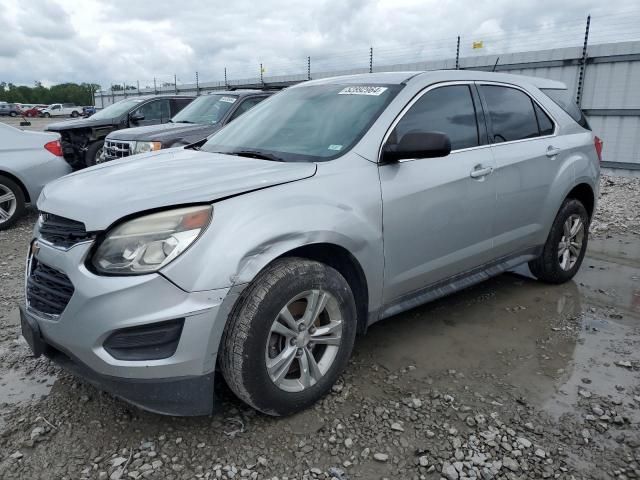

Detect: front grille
[39,212,94,249]
[103,139,133,162]
[27,260,75,316]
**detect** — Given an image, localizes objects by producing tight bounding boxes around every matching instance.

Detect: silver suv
[21,71,601,416]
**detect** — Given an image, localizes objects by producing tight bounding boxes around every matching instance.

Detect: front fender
[160,154,384,314]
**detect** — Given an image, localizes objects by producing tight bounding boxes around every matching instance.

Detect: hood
[38,148,317,231]
[107,122,219,144]
[46,116,119,131]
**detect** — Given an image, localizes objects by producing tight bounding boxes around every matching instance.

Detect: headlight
[133,141,162,154]
[92,205,212,275]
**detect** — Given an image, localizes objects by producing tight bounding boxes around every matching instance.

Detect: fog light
[104,319,184,360]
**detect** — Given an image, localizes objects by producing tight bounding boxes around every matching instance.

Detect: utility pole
[196,71,199,95]
[307,56,311,80]
[123,83,127,98]
[369,47,373,73]
[576,14,591,106]
[137,80,140,95]
[153,77,157,94]
[174,74,178,94]
[455,36,461,69]
[260,63,264,85]
[224,67,228,89]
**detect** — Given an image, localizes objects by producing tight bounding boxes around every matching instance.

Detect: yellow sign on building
[472,41,484,49]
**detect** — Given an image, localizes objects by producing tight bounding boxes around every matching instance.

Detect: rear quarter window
[541,89,591,130]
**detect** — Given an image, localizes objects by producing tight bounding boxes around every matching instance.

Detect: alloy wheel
[265,289,343,392]
[0,184,17,225]
[558,214,584,271]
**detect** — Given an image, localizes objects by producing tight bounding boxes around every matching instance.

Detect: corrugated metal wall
[96,40,640,167]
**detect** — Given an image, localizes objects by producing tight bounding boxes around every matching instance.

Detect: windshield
[172,94,238,124]
[90,98,145,120]
[201,84,402,162]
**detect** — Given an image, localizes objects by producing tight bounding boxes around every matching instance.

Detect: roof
[296,70,567,90]
[205,89,274,96]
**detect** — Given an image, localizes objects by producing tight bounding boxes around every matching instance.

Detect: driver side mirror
[130,112,145,122]
[382,131,451,163]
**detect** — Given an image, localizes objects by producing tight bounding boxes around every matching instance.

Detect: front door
[380,83,497,305]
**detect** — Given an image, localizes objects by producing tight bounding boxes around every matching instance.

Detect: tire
[85,140,104,167]
[9,111,17,117]
[529,198,589,284]
[220,257,357,416]
[43,112,51,118]
[0,175,26,231]
[71,111,79,118]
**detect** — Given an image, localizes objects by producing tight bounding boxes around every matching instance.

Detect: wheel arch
[278,243,370,335]
[565,182,595,219]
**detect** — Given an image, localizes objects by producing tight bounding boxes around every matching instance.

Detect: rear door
[477,83,562,257]
[379,83,497,304]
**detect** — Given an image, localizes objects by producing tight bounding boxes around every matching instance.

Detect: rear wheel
[85,140,104,167]
[220,258,357,416]
[0,175,26,230]
[529,199,589,284]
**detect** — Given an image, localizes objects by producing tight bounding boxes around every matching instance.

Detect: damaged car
[100,90,272,163]
[21,71,600,416]
[46,95,194,169]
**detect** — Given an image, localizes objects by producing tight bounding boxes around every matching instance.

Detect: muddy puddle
[354,234,640,420]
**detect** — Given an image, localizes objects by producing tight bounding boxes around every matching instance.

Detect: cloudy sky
[1,0,639,90]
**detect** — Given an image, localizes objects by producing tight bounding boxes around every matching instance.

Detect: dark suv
[101,90,273,163]
[46,95,194,169]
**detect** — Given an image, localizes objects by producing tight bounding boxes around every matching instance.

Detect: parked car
[0,103,20,117]
[82,106,97,117]
[0,123,71,229]
[40,103,82,118]
[101,90,273,163]
[23,105,48,117]
[46,95,194,169]
[21,71,600,416]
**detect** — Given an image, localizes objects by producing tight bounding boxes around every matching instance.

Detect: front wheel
[43,112,51,118]
[529,199,589,284]
[85,140,104,167]
[220,258,357,416]
[71,111,79,118]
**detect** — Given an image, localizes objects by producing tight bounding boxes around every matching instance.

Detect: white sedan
[0,122,72,229]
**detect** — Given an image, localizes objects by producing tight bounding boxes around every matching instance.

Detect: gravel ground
[0,176,639,480]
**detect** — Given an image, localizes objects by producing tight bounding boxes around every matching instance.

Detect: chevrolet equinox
[21,71,601,416]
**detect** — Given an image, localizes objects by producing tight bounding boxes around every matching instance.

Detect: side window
[480,85,540,143]
[533,103,554,136]
[171,98,193,116]
[137,100,171,122]
[228,97,266,122]
[392,85,479,151]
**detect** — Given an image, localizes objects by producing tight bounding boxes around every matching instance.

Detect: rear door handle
[470,165,493,178]
[546,146,562,157]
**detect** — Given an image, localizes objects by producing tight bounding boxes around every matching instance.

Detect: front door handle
[470,165,493,178]
[546,146,562,157]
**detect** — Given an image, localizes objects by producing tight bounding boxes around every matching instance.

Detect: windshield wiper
[227,150,284,162]
[175,120,195,124]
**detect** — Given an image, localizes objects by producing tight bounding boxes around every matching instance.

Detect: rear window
[541,89,591,130]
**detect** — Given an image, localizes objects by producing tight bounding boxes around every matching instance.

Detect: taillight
[44,140,63,157]
[594,136,603,162]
